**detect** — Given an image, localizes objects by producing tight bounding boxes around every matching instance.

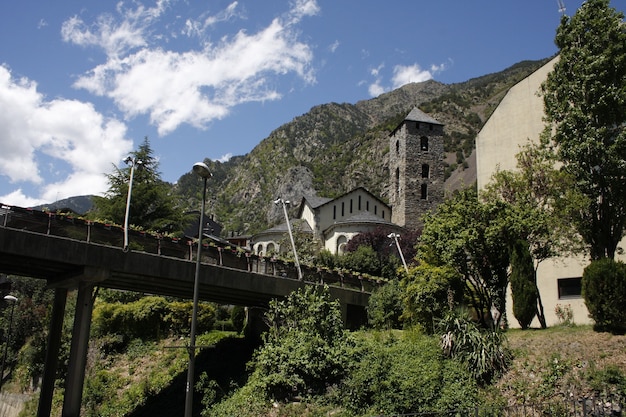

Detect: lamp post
[123,156,142,251]
[0,295,17,391]
[388,233,409,274]
[274,198,303,280]
[184,162,212,417]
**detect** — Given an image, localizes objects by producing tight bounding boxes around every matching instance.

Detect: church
[250,107,445,256]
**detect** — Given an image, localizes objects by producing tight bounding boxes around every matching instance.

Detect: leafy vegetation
[582,258,626,334]
[542,0,626,260]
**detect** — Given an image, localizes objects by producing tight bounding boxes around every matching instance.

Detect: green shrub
[510,240,538,329]
[340,330,478,415]
[582,258,626,333]
[250,285,355,401]
[401,263,463,333]
[231,305,246,334]
[438,310,511,385]
[367,280,404,330]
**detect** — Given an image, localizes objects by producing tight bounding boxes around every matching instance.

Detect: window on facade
[382,210,385,219]
[350,199,353,213]
[558,277,582,299]
[420,136,429,151]
[366,201,370,211]
[374,205,377,215]
[396,140,400,154]
[421,164,429,178]
[341,202,345,217]
[396,168,400,193]
[358,195,362,210]
[420,183,428,200]
[333,205,336,220]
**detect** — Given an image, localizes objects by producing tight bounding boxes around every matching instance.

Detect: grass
[496,325,626,406]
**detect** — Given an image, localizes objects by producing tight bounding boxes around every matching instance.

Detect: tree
[250,285,355,401]
[344,227,420,279]
[541,0,626,260]
[484,142,585,327]
[419,187,510,329]
[509,240,538,329]
[90,137,183,233]
[401,263,463,333]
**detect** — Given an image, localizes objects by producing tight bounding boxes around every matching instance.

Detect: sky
[0,0,618,207]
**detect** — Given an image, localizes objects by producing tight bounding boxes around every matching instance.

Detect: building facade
[389,108,445,230]
[477,56,626,327]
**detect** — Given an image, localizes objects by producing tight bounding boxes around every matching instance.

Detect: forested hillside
[172,58,551,236]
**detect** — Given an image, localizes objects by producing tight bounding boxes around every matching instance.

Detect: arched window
[420,183,428,200]
[267,242,276,255]
[420,136,429,151]
[421,164,430,178]
[337,235,348,255]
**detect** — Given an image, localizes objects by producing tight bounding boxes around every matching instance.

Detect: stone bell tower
[389,107,445,230]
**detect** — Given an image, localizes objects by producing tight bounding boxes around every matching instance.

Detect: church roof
[404,107,443,125]
[253,218,312,237]
[301,194,333,209]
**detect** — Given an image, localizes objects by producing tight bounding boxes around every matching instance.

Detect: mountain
[32,195,94,215]
[174,58,552,236]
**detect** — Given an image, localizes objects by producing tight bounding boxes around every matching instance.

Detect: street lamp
[123,156,143,252]
[388,233,409,274]
[0,295,17,391]
[274,198,303,280]
[184,162,212,417]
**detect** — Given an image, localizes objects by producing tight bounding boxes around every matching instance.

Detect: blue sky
[0,0,613,207]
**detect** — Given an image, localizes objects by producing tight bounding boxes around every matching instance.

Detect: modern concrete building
[476,56,626,328]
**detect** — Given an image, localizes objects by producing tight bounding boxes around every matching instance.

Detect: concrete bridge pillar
[37,288,67,417]
[62,281,96,417]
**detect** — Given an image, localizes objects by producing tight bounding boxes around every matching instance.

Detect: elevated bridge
[0,204,379,417]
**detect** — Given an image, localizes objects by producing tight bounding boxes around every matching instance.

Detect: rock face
[0,393,29,417]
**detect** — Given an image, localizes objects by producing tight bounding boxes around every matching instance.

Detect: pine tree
[90,137,183,233]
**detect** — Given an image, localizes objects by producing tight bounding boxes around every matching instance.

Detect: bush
[438,310,511,385]
[582,258,626,333]
[367,280,404,329]
[249,285,355,401]
[340,330,478,415]
[401,263,463,333]
[510,240,538,329]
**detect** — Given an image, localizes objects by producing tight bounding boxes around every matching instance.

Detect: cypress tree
[510,240,538,329]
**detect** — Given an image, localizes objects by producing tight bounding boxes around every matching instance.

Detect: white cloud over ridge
[0,65,132,206]
[63,0,319,136]
[367,62,446,97]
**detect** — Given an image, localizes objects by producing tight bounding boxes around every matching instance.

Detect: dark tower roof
[404,107,443,125]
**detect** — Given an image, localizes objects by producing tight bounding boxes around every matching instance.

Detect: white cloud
[216,153,233,163]
[367,61,447,97]
[63,0,318,136]
[368,81,385,97]
[0,189,46,208]
[391,63,433,89]
[328,40,339,53]
[0,65,133,206]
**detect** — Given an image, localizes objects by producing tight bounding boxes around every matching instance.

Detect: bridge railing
[0,204,382,292]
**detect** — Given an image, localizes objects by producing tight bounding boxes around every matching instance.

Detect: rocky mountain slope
[174,58,552,236]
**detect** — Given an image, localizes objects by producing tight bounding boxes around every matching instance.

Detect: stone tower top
[389,107,445,230]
